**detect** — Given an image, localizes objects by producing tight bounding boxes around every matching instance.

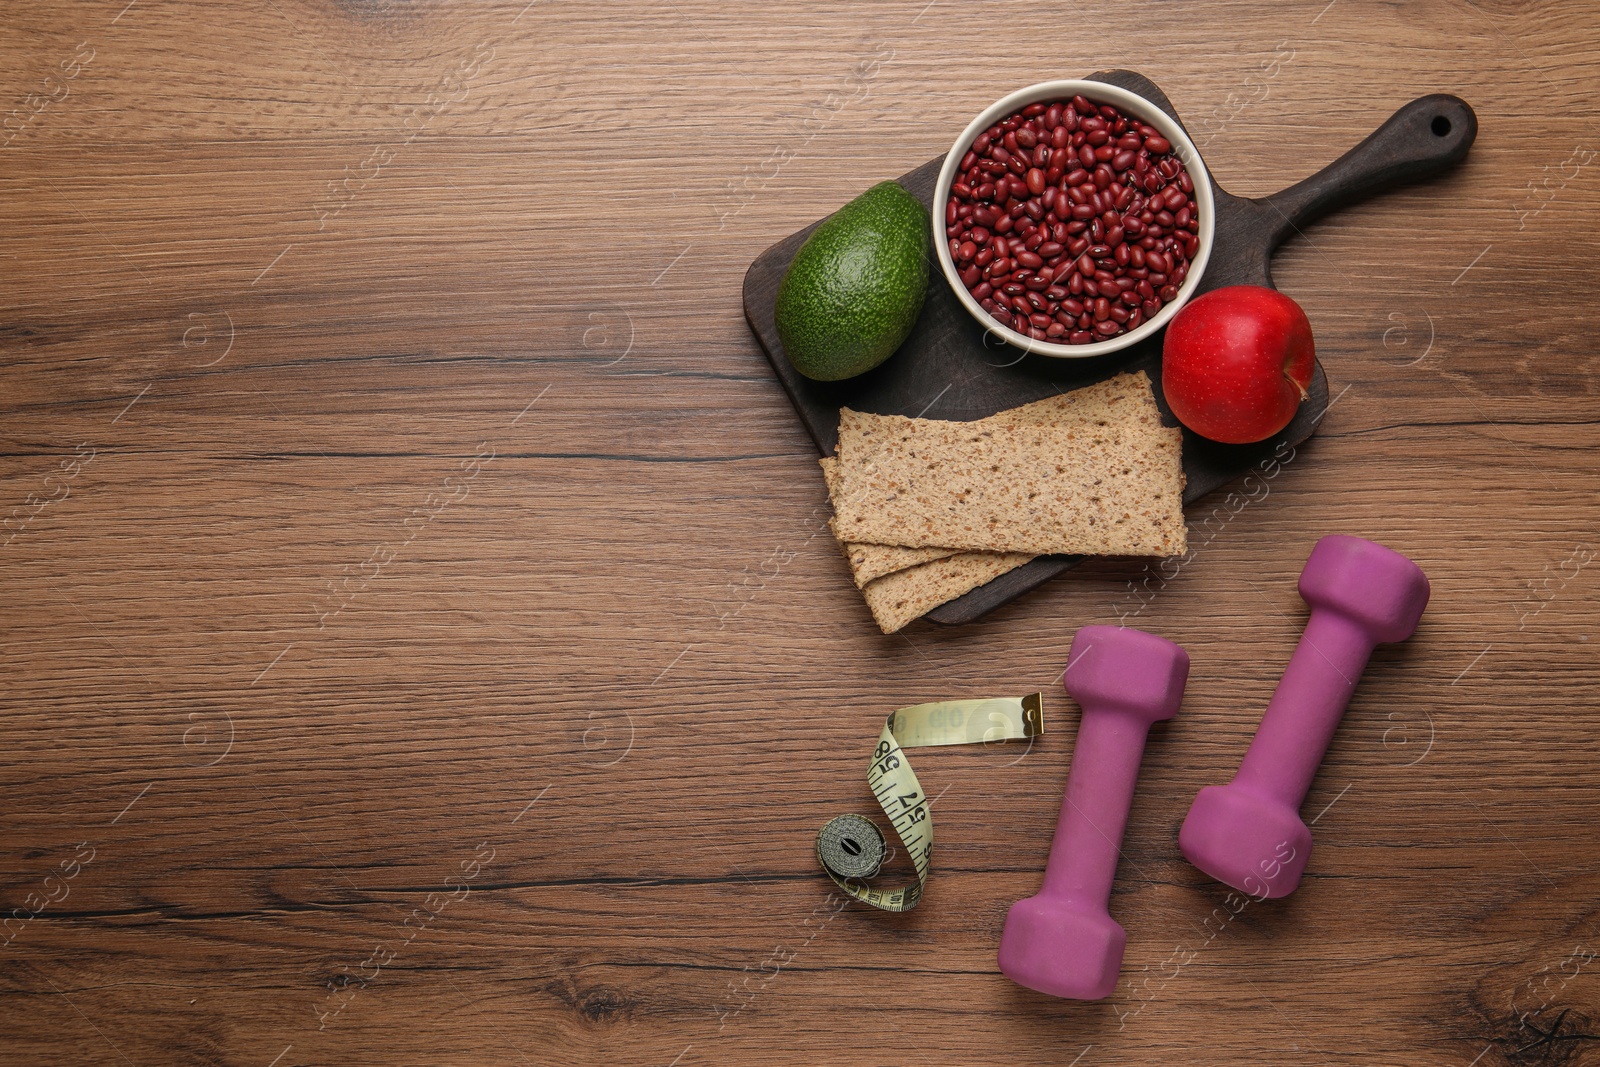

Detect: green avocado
[775,180,930,382]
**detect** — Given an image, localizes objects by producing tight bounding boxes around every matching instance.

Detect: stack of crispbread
[821,371,1187,633]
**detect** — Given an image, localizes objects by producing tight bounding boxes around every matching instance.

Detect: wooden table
[3,3,1597,1064]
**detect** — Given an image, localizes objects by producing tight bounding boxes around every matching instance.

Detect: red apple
[1161,285,1316,445]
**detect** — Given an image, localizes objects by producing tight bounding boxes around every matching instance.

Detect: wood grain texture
[1,2,1597,1065]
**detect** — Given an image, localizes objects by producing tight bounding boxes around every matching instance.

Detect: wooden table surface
[3,2,1597,1064]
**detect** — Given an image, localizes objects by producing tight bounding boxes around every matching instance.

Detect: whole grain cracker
[824,371,1164,587]
[859,550,1035,634]
[831,413,1185,556]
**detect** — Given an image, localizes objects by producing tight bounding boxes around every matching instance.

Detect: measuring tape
[816,694,1044,912]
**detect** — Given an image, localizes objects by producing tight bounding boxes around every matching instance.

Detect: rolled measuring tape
[816,694,1044,912]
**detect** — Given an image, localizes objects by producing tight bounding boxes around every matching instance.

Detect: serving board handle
[1258,94,1477,255]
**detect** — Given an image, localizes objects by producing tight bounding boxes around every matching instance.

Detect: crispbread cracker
[832,413,1186,556]
[824,372,1164,587]
[859,550,1034,634]
[822,457,959,585]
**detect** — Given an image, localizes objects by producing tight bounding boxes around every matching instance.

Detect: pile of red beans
[945,94,1201,345]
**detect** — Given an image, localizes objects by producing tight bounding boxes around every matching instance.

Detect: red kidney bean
[947,95,1199,343]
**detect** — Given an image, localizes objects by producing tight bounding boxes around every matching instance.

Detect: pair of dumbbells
[997,535,1430,1000]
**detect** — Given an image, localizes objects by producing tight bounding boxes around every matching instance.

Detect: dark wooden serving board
[743,70,1476,625]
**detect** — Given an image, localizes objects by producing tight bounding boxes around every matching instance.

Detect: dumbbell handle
[1040,707,1156,905]
[1234,610,1374,808]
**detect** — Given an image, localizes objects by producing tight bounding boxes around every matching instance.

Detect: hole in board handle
[1431,115,1452,137]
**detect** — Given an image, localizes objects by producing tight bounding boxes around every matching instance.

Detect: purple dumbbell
[998,625,1189,1000]
[1180,535,1429,898]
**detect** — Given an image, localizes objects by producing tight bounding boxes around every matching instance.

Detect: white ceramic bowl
[933,80,1215,359]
